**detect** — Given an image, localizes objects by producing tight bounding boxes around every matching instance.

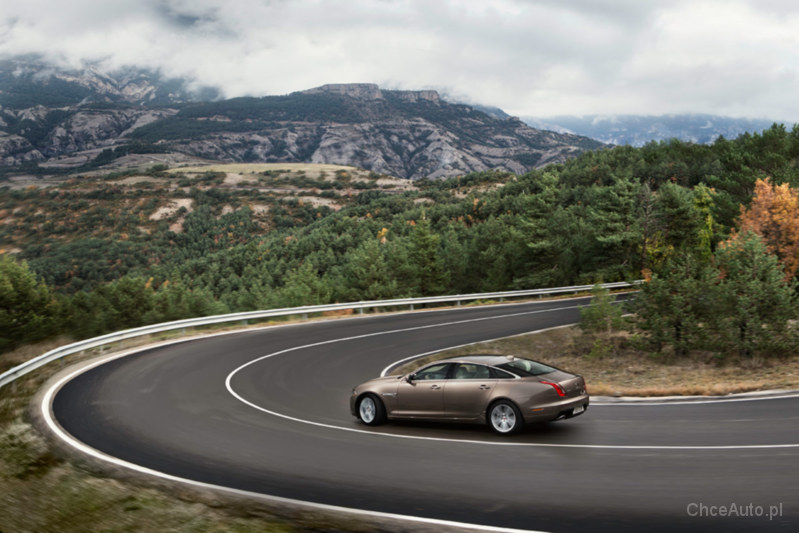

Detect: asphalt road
[50,297,799,532]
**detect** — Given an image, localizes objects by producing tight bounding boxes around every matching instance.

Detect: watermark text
[687,502,783,521]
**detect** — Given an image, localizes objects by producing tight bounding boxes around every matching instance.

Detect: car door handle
[430,384,442,390]
[479,384,491,390]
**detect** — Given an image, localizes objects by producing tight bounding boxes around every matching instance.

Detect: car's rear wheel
[488,400,523,435]
[357,394,386,426]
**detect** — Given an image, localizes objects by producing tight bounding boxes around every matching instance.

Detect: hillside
[3,123,799,355]
[127,83,602,179]
[0,60,603,180]
[0,162,414,286]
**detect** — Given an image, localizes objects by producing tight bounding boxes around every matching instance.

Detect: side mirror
[405,374,416,383]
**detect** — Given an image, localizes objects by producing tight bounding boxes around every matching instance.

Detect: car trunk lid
[538,370,586,397]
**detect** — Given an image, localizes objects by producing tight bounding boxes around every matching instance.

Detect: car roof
[433,354,518,367]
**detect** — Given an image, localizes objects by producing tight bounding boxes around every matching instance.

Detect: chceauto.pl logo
[687,502,784,520]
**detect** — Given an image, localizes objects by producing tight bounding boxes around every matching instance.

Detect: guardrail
[0,281,639,390]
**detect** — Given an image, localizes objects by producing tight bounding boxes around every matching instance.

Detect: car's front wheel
[488,400,523,435]
[357,394,386,426]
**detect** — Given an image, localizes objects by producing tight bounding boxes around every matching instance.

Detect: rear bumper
[522,394,590,423]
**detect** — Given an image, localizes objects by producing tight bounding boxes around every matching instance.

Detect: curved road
[48,297,798,532]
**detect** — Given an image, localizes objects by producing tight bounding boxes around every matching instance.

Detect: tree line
[3,124,799,356]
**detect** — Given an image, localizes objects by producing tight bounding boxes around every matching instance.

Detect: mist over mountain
[0,59,603,180]
[523,114,783,147]
[0,56,221,108]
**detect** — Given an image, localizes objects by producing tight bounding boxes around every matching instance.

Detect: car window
[452,363,491,380]
[414,363,451,380]
[497,358,557,377]
[489,367,516,379]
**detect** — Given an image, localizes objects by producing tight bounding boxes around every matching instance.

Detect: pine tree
[405,217,448,296]
[632,252,718,355]
[0,255,59,351]
[715,232,798,357]
[342,238,397,301]
[276,261,332,307]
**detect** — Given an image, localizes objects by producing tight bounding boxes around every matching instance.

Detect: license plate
[573,405,585,415]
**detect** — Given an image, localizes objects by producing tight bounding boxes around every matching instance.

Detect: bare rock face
[46,110,151,154]
[394,90,440,104]
[0,133,43,164]
[129,85,602,179]
[302,83,384,100]
[0,106,177,164]
[302,83,440,104]
[1,64,603,179]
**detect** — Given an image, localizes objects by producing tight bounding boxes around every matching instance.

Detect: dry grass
[0,337,75,375]
[112,175,168,185]
[169,162,367,177]
[397,326,799,397]
[167,163,416,194]
[148,198,194,221]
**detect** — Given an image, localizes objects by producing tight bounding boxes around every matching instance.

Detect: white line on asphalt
[42,301,589,533]
[41,366,545,533]
[224,309,799,451]
[591,393,799,406]
[41,298,799,533]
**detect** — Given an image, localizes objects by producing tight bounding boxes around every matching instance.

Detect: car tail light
[541,380,567,397]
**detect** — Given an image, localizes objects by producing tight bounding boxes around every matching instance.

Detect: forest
[3,123,799,358]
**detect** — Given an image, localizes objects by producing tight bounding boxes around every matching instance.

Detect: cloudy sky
[2,0,799,120]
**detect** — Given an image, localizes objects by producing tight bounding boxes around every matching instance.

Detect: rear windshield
[497,358,557,377]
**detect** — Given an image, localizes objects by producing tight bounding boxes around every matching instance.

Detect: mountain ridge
[0,60,604,180]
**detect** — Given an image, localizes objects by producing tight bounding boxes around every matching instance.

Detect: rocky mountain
[1,60,603,180]
[122,83,603,179]
[0,57,220,108]
[524,114,782,147]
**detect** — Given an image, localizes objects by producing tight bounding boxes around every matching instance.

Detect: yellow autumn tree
[732,178,799,278]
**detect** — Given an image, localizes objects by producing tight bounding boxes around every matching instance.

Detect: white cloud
[2,0,799,121]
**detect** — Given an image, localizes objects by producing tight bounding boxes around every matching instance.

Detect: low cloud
[2,0,798,121]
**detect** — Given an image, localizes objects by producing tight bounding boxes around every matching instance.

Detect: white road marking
[224,308,799,451]
[43,303,587,533]
[41,298,799,533]
[41,366,543,533]
[591,393,799,406]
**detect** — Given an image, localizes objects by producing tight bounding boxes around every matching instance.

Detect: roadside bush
[0,256,60,352]
[633,234,799,358]
[579,284,624,334]
[577,284,626,358]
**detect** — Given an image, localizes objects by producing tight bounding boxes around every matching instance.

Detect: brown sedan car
[350,354,589,435]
